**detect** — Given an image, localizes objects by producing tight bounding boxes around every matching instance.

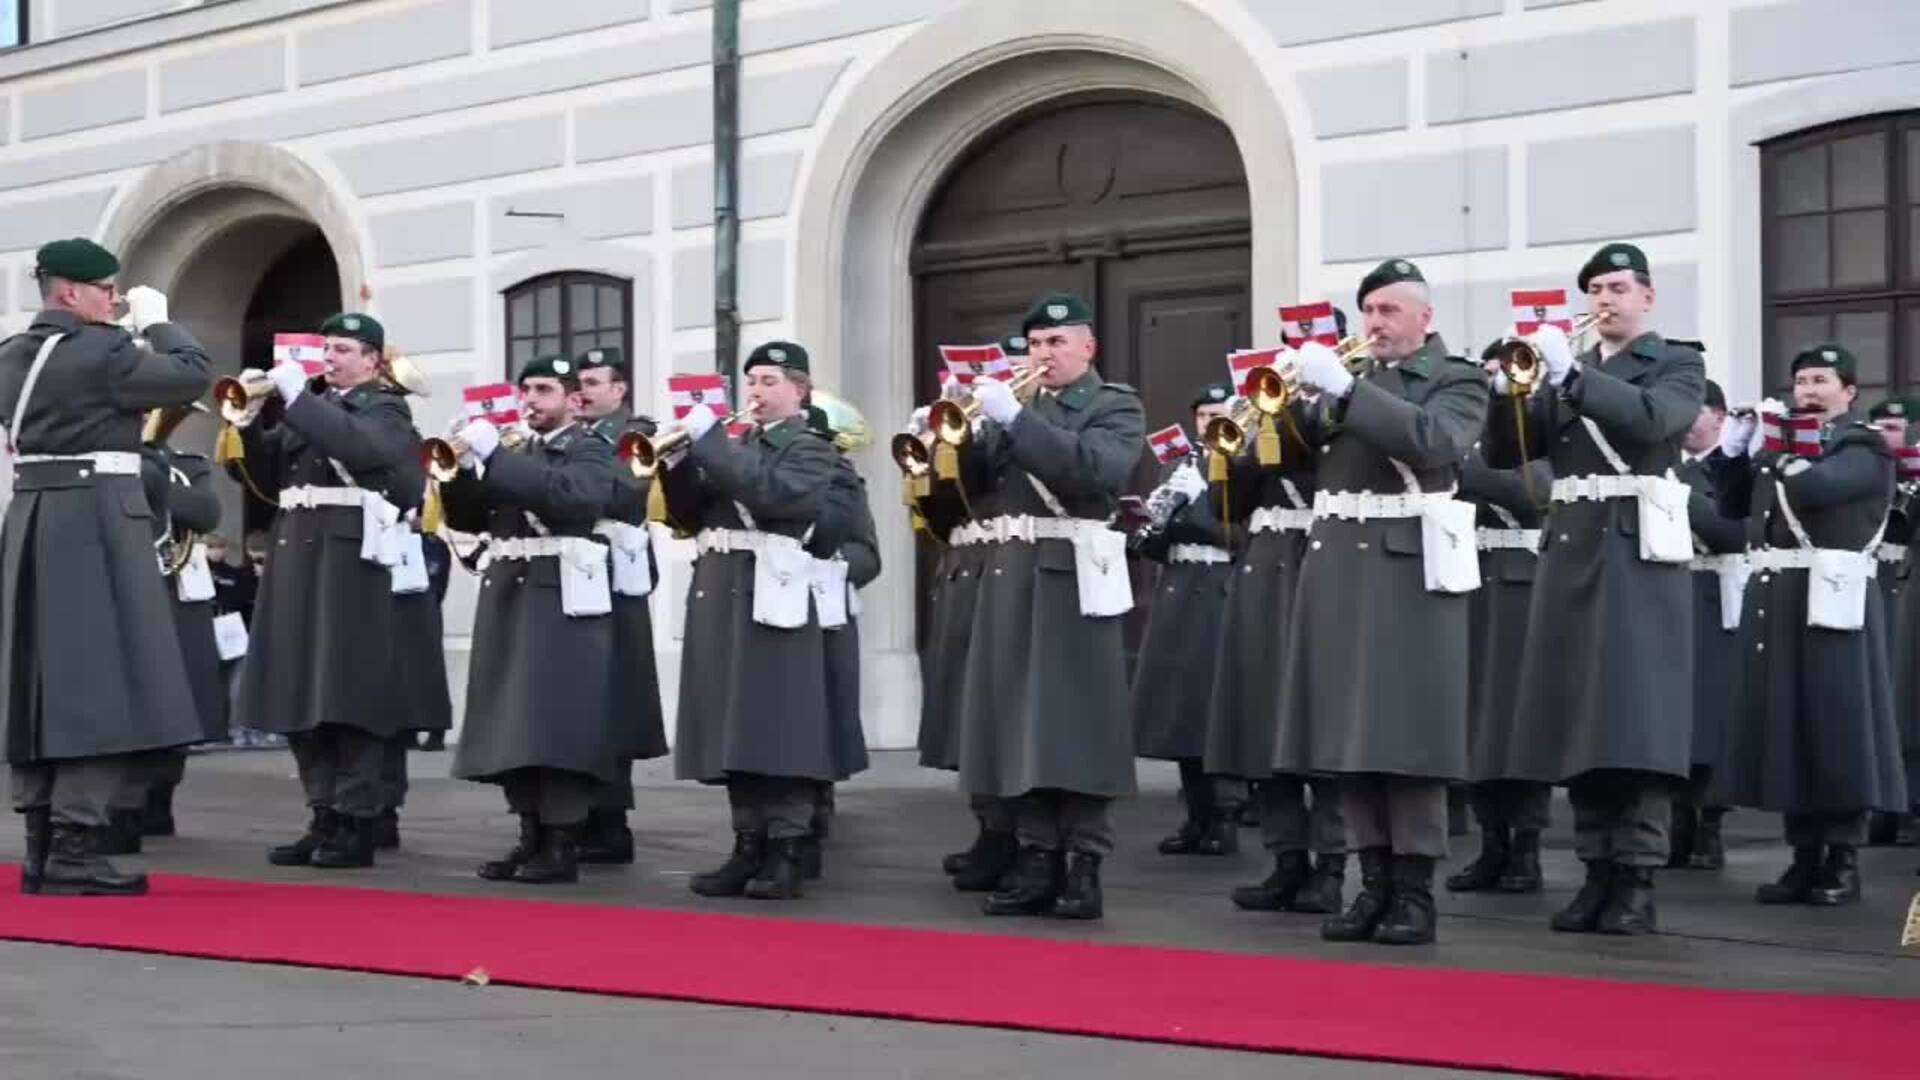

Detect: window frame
[1,1,26,49]
[501,271,634,401]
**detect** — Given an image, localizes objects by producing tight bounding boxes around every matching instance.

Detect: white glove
[1488,368,1510,396]
[974,378,1021,425]
[685,403,720,440]
[1166,463,1208,501]
[459,419,501,462]
[1719,411,1756,458]
[267,361,309,404]
[908,405,932,435]
[124,286,169,333]
[1530,324,1577,386]
[1294,342,1353,399]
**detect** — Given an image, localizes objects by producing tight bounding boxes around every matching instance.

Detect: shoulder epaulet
[585,426,616,445]
[1444,354,1479,367]
[1101,381,1138,395]
[171,450,208,460]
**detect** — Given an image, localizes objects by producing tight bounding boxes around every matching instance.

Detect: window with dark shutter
[502,271,634,398]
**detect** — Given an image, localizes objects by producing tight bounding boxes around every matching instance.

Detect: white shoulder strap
[1024,473,1070,518]
[1279,477,1307,511]
[1489,504,1521,529]
[6,332,66,452]
[1771,474,1886,555]
[1578,416,1632,475]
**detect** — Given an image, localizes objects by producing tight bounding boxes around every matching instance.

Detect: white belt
[1249,506,1314,534]
[1689,552,1748,574]
[1549,474,1646,503]
[493,536,572,560]
[13,451,141,475]
[948,514,1106,546]
[695,527,801,556]
[1170,544,1230,564]
[279,485,366,510]
[1748,548,1817,573]
[1876,542,1909,565]
[1312,490,1455,521]
[1476,528,1540,552]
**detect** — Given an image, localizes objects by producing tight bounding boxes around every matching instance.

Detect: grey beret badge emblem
[588,350,603,362]
[554,360,571,374]
[1047,304,1068,320]
[1394,261,1411,273]
[770,348,787,361]
[1009,336,1026,351]
[1823,349,1837,362]
[1610,252,1631,267]
[343,316,361,330]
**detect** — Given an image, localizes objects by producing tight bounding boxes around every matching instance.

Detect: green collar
[1049,369,1104,411]
[757,413,806,450]
[1380,334,1446,380]
[542,421,579,451]
[589,407,631,437]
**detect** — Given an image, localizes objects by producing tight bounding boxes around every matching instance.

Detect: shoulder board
[171,450,208,461]
[1443,354,1479,368]
[1100,381,1138,395]
[585,426,616,445]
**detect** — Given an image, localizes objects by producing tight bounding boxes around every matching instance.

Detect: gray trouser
[970,792,1016,833]
[1467,779,1552,833]
[1257,774,1345,855]
[289,725,386,819]
[502,767,594,826]
[11,755,128,828]
[589,760,636,813]
[108,749,188,811]
[1568,769,1671,867]
[726,773,815,841]
[379,736,409,812]
[1341,774,1448,858]
[1784,811,1868,848]
[1013,788,1114,857]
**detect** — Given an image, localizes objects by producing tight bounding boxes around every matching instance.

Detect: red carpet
[0,866,1911,1079]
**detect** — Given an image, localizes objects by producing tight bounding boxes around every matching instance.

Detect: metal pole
[712,0,741,386]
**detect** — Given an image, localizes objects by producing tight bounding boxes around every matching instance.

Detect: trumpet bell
[420,437,462,483]
[1243,366,1294,413]
[890,431,932,476]
[383,352,432,397]
[811,390,871,454]
[212,375,271,424]
[928,398,972,448]
[1203,415,1246,457]
[1493,338,1543,392]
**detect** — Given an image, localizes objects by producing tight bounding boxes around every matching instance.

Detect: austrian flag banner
[1227,348,1286,390]
[668,373,730,420]
[272,333,330,376]
[1278,302,1340,348]
[1512,289,1574,336]
[939,344,1013,385]
[1899,446,1920,481]
[462,383,521,428]
[1146,424,1193,465]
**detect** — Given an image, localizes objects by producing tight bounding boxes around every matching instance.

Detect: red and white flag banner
[1146,424,1194,465]
[1278,302,1340,349]
[1227,347,1286,390]
[1763,412,1822,456]
[1899,446,1920,481]
[273,333,330,377]
[939,344,1013,385]
[462,383,521,428]
[1511,289,1574,336]
[667,373,731,420]
[1790,414,1823,456]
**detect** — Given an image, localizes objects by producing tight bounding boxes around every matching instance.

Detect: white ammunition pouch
[1027,473,1134,618]
[1560,417,1693,564]
[212,611,249,661]
[594,519,654,598]
[1762,476,1883,633]
[811,556,850,630]
[175,542,215,602]
[389,531,430,596]
[1318,458,1480,596]
[1688,552,1750,632]
[494,535,612,617]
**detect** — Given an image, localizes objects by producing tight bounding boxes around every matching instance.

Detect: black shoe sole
[37,880,148,897]
[267,851,314,867]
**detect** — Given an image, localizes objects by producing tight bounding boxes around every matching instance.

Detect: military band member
[1214,323,1345,917]
[2,239,210,895]
[1485,243,1705,935]
[953,294,1144,921]
[1713,345,1907,905]
[1672,378,1747,870]
[444,354,623,884]
[928,334,1026,893]
[1132,383,1236,857]
[576,346,668,865]
[666,342,867,900]
[236,313,423,870]
[1866,396,1919,847]
[1274,259,1488,945]
[1448,436,1552,896]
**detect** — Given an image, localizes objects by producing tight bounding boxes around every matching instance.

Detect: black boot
[21,808,50,894]
[1756,846,1821,904]
[1158,771,1213,855]
[97,809,144,856]
[39,823,147,896]
[950,830,1018,893]
[374,809,401,851]
[141,785,177,838]
[479,814,541,880]
[1867,812,1898,846]
[1194,812,1239,856]
[512,826,580,885]
[1444,826,1508,892]
[1374,855,1438,945]
[1688,809,1727,870]
[1320,848,1392,942]
[983,847,1063,916]
[1896,814,1920,847]
[1291,853,1347,914]
[1667,802,1698,868]
[1156,820,1206,855]
[797,835,823,881]
[745,837,806,900]
[1807,844,1861,906]
[942,819,994,875]
[690,831,765,897]
[576,809,635,865]
[1551,860,1611,932]
[1231,850,1308,911]
[1051,853,1104,920]
[1498,829,1544,893]
[268,808,338,867]
[310,814,376,868]
[1596,864,1657,935]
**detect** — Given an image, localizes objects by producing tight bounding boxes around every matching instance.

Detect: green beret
[34,238,119,283]
[1021,292,1094,336]
[1791,342,1858,386]
[805,404,834,439]
[518,353,580,387]
[1357,258,1424,307]
[576,346,625,374]
[320,313,385,352]
[1577,242,1650,292]
[1001,333,1029,357]
[1191,381,1234,411]
[744,340,809,376]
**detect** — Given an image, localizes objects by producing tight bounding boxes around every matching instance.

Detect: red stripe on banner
[1510,289,1566,308]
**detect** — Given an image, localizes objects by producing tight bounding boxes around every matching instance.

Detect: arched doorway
[911,94,1253,657]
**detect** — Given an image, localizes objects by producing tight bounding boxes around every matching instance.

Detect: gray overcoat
[588,407,667,762]
[914,485,985,771]
[1681,449,1748,774]
[1461,455,1549,783]
[146,446,228,743]
[1130,453,1231,762]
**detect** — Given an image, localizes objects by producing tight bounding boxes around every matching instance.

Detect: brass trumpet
[890,416,935,479]
[1489,311,1610,392]
[211,373,274,424]
[617,403,759,480]
[926,363,1051,448]
[1240,334,1376,413]
[421,426,528,483]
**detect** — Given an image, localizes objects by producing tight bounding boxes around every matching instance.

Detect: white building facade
[0,0,1914,746]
